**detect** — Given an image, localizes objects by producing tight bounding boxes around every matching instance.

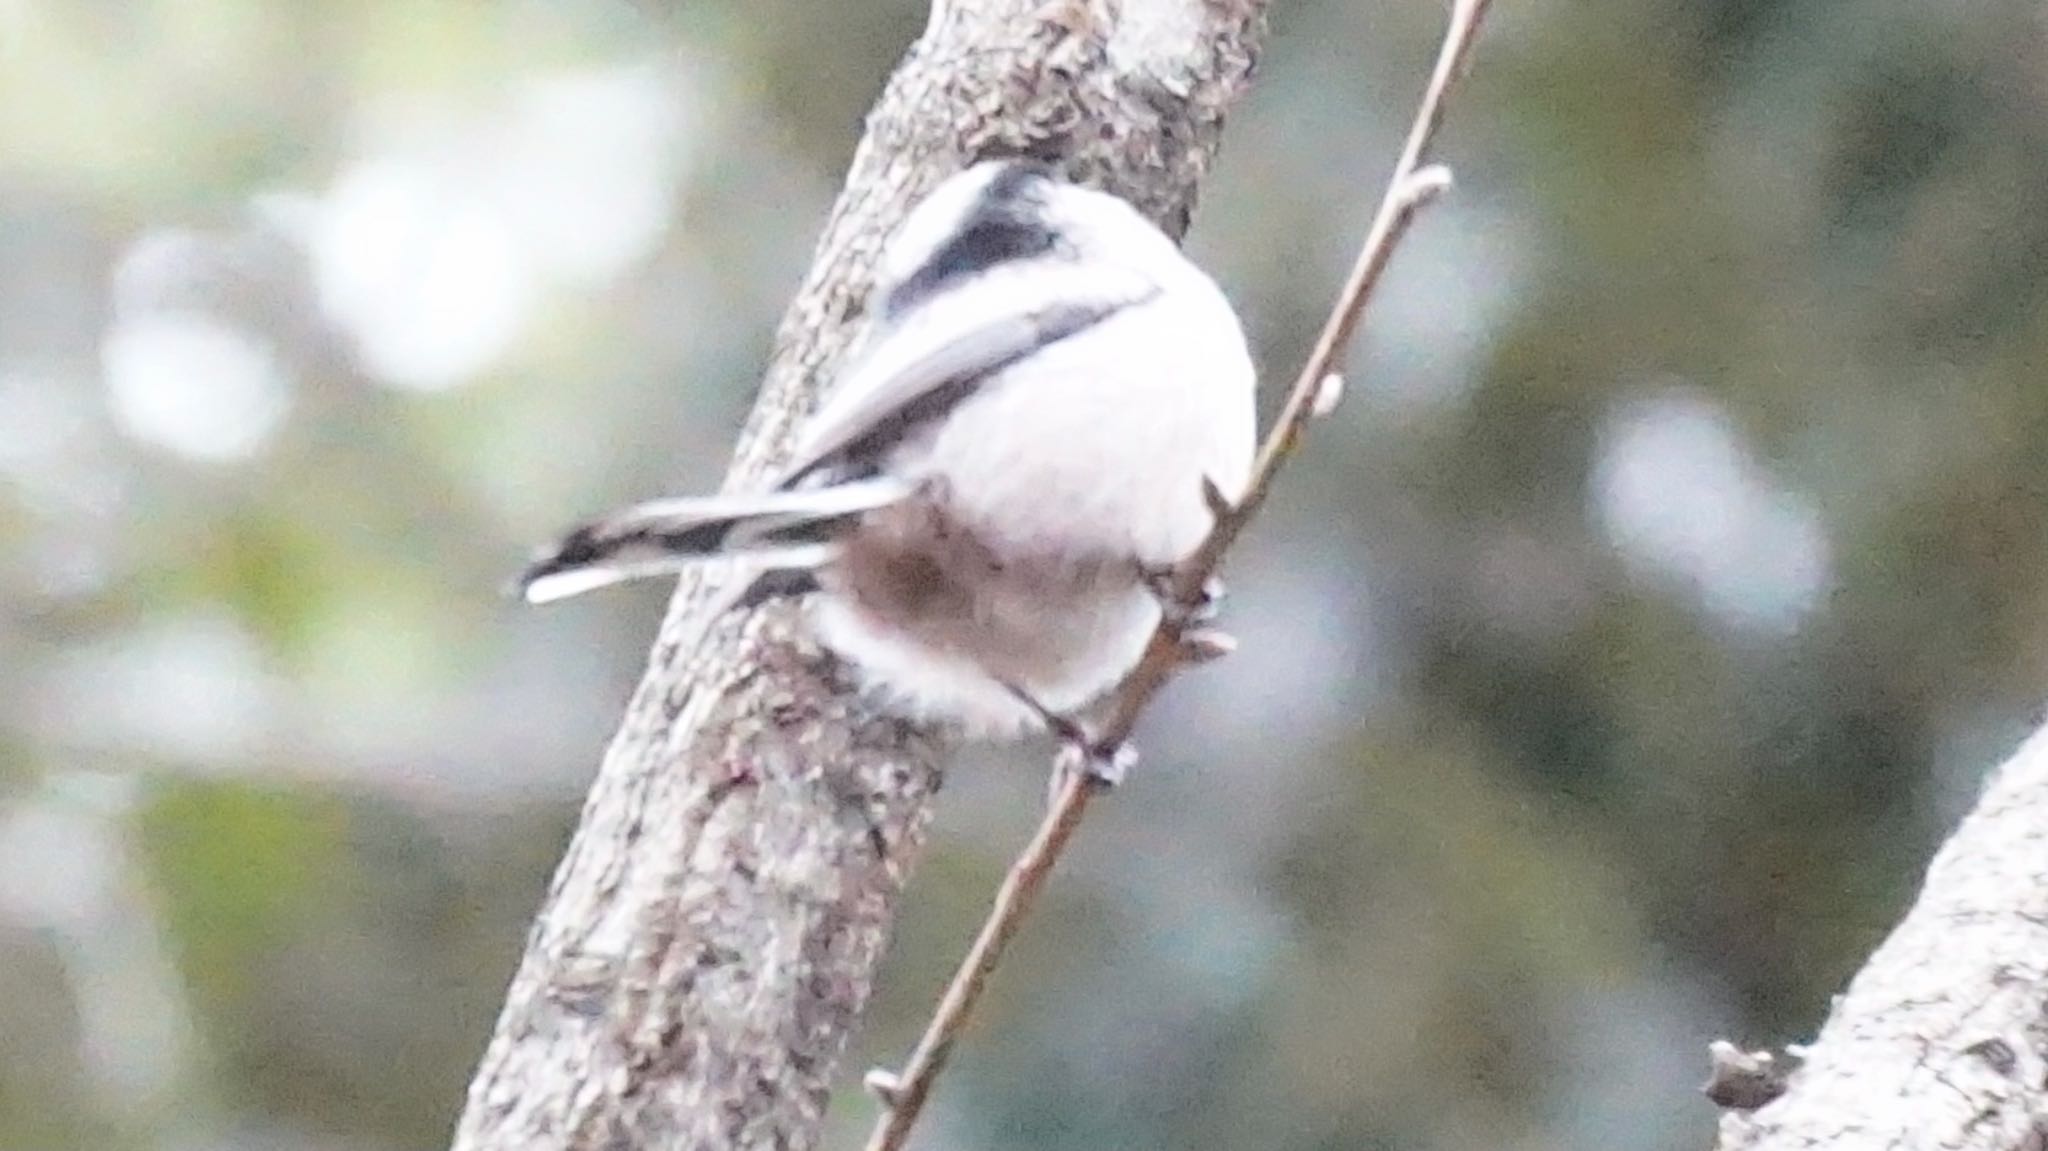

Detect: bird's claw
[1001,679,1137,797]
[1049,735,1138,805]
[1142,566,1226,630]
[1036,710,1132,788]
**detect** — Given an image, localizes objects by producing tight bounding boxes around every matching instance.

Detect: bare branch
[1713,722,2048,1151]
[859,4,1496,1148]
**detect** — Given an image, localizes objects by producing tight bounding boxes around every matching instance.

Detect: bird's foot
[1029,700,1133,792]
[1051,733,1138,791]
[1000,679,1135,801]
[1045,732,1137,810]
[1141,565,1225,631]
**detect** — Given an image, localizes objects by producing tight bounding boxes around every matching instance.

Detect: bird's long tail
[516,477,909,604]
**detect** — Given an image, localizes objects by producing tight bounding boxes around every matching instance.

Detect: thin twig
[859,769,1099,1125]
[860,3,1494,1147]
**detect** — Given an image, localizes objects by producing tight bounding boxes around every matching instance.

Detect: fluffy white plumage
[521,159,1256,738]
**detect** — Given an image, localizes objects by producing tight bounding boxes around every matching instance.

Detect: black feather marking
[732,567,821,611]
[514,523,607,593]
[881,164,1063,319]
[514,512,742,596]
[652,518,741,555]
[784,295,1142,489]
[548,524,605,566]
[746,510,874,550]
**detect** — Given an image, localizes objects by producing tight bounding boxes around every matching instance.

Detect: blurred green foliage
[138,780,350,1009]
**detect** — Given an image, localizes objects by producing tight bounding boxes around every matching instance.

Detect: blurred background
[3,0,2046,1148]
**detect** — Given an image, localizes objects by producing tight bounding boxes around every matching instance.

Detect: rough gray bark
[1716,722,2048,1151]
[451,3,1266,1149]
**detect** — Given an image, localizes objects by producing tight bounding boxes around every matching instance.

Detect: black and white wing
[773,266,1157,489]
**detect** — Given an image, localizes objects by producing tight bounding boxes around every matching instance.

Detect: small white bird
[519,159,1257,780]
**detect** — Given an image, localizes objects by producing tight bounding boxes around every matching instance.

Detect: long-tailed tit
[518,159,1256,781]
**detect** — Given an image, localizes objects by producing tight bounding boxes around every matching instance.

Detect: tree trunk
[1715,722,2048,1150]
[450,2,1267,1148]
